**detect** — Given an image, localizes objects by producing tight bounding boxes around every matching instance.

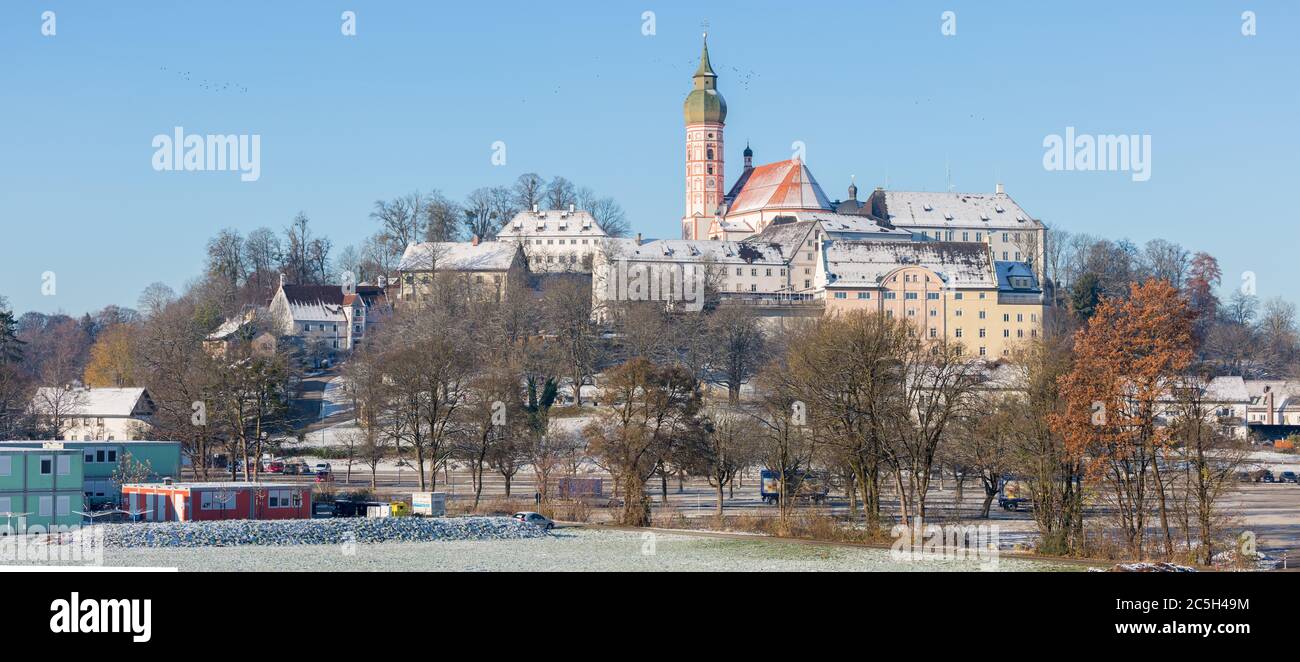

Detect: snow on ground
[320,376,352,420]
[99,528,1082,572]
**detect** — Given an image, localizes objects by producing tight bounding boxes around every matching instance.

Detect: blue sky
[1,1,1297,315]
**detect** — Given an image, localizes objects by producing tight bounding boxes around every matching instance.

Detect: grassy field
[99,528,1084,572]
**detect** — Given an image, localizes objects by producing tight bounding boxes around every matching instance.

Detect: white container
[411,492,446,517]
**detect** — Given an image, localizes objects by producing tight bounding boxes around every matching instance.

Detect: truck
[759,469,830,505]
[998,478,1031,511]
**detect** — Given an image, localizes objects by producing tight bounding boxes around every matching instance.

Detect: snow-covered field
[99,529,1082,572]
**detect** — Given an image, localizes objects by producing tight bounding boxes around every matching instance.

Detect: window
[40,457,53,475]
[269,489,299,509]
[750,284,757,292]
[84,451,95,464]
[834,292,847,299]
[975,232,982,242]
[929,328,938,338]
[57,496,71,517]
[751,268,757,277]
[96,449,106,463]
[884,292,896,300]
[905,292,918,300]
[1003,314,1010,322]
[955,328,963,338]
[0,456,10,477]
[979,310,987,319]
[107,450,117,463]
[1003,329,1011,338]
[979,293,986,300]
[857,292,869,299]
[735,268,743,276]
[954,293,963,300]
[0,497,9,515]
[1017,314,1024,322]
[927,292,939,300]
[57,455,71,476]
[979,329,986,338]
[765,268,772,277]
[955,309,963,317]
[979,347,987,356]
[39,496,52,517]
[962,232,969,241]
[804,280,811,288]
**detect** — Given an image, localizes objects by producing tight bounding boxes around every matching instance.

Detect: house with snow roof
[818,240,1045,359]
[495,206,610,273]
[396,237,527,304]
[30,387,156,441]
[267,276,389,356]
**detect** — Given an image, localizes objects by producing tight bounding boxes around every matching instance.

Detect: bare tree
[706,305,765,404]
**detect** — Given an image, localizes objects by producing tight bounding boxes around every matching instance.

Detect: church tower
[682,34,727,240]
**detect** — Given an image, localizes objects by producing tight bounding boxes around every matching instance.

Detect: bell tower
[681,34,727,239]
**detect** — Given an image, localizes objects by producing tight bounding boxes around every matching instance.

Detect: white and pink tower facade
[681,35,728,241]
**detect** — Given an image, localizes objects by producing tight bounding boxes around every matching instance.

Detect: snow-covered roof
[824,241,995,289]
[121,482,304,491]
[871,190,1042,229]
[205,316,249,341]
[789,211,912,239]
[742,221,816,260]
[1206,376,1249,403]
[398,241,520,272]
[279,286,348,323]
[1245,380,1300,404]
[618,239,786,265]
[31,387,153,417]
[496,209,608,239]
[995,261,1042,292]
[726,160,834,215]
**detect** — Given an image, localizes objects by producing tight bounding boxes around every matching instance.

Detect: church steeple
[682,33,727,239]
[694,34,717,82]
[683,33,727,124]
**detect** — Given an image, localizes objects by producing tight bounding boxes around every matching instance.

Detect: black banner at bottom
[1,569,1287,651]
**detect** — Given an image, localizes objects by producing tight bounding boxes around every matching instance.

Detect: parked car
[1280,471,1298,484]
[266,460,285,474]
[1251,469,1275,483]
[314,462,332,474]
[283,463,300,475]
[512,512,554,530]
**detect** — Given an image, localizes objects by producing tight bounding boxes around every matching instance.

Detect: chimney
[995,183,1005,195]
[279,273,287,289]
[471,234,480,246]
[531,203,538,213]
[635,232,642,246]
[568,203,576,213]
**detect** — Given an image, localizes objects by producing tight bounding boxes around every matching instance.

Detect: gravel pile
[101,517,547,549]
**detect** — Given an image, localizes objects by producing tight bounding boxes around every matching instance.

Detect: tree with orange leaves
[1054,279,1195,560]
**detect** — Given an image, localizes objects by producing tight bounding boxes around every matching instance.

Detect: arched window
[707,148,714,160]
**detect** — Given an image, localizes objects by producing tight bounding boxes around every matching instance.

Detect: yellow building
[819,241,1044,359]
[396,239,527,304]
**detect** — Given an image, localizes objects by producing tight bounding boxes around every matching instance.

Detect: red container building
[120,482,312,522]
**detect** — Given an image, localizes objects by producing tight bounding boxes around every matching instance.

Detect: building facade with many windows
[819,241,1045,358]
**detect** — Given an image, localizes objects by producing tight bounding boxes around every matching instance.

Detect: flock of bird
[159,65,248,94]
